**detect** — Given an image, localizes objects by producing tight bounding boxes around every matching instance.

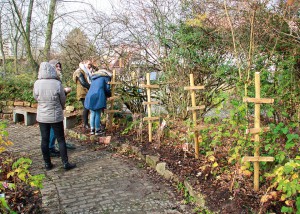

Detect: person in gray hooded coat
[47,59,76,157]
[33,62,76,171]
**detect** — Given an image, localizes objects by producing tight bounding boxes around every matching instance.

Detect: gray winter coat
[33,62,66,123]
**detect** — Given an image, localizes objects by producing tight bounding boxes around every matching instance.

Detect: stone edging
[127,144,207,209]
[66,129,210,211]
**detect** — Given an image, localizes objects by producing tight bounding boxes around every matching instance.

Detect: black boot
[45,162,54,171]
[63,162,76,170]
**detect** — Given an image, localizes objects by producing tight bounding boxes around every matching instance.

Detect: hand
[64,87,72,94]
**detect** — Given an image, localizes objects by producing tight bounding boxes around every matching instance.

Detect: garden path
[6,122,191,214]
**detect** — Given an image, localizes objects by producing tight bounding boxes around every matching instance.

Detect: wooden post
[242,72,274,192]
[106,70,121,130]
[147,73,152,142]
[254,72,261,191]
[140,73,159,142]
[184,74,205,159]
[287,0,295,6]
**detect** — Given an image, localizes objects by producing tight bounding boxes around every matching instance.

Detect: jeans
[90,109,101,130]
[81,98,89,126]
[39,122,68,163]
[49,127,56,149]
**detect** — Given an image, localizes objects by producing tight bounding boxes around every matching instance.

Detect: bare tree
[7,2,22,73]
[43,0,56,60]
[0,2,6,73]
[10,0,38,73]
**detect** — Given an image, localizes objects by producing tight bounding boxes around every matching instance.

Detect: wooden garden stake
[140,73,159,142]
[287,0,295,6]
[243,72,274,192]
[106,70,121,130]
[184,74,205,159]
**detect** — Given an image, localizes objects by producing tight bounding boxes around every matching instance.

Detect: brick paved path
[6,123,190,214]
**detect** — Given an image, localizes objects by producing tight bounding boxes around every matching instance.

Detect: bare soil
[74,121,283,214]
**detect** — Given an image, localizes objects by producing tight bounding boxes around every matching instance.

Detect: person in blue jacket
[84,69,112,135]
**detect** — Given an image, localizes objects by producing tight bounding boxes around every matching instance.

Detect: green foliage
[60,27,97,84]
[0,74,35,103]
[0,121,44,213]
[64,84,79,107]
[159,22,237,118]
[181,119,195,144]
[0,195,17,214]
[0,121,13,153]
[0,73,77,107]
[265,157,300,213]
[193,206,214,214]
[258,55,300,122]
[202,98,250,160]
[116,84,146,114]
[264,122,299,165]
[121,120,141,135]
[177,182,195,204]
[7,157,45,189]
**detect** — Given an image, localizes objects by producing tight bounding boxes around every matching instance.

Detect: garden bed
[0,153,43,213]
[70,121,284,214]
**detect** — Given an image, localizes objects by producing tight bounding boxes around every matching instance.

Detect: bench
[13,107,37,126]
[63,111,78,129]
[13,107,78,129]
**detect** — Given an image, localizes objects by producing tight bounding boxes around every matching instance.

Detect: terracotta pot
[99,136,111,144]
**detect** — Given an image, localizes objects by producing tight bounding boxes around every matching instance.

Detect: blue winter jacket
[84,73,111,111]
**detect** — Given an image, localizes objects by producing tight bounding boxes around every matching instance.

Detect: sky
[87,0,115,11]
[67,0,119,14]
[51,0,120,46]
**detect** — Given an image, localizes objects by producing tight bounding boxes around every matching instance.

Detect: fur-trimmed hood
[92,69,112,77]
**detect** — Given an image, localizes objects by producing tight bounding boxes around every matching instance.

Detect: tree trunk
[13,36,19,74]
[9,5,22,74]
[0,9,6,74]
[43,0,57,61]
[25,0,38,73]
[11,0,38,74]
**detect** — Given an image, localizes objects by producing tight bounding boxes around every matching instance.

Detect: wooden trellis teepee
[242,72,274,191]
[106,70,121,130]
[140,73,159,143]
[184,74,206,159]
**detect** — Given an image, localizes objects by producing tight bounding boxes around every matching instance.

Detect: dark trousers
[39,122,68,163]
[81,98,89,126]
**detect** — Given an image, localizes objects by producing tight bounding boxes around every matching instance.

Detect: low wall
[0,100,37,120]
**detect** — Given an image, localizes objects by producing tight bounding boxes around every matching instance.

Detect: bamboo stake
[184,74,205,159]
[242,72,274,192]
[140,73,159,143]
[107,70,120,130]
[146,73,152,142]
[254,72,260,191]
[190,74,199,159]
